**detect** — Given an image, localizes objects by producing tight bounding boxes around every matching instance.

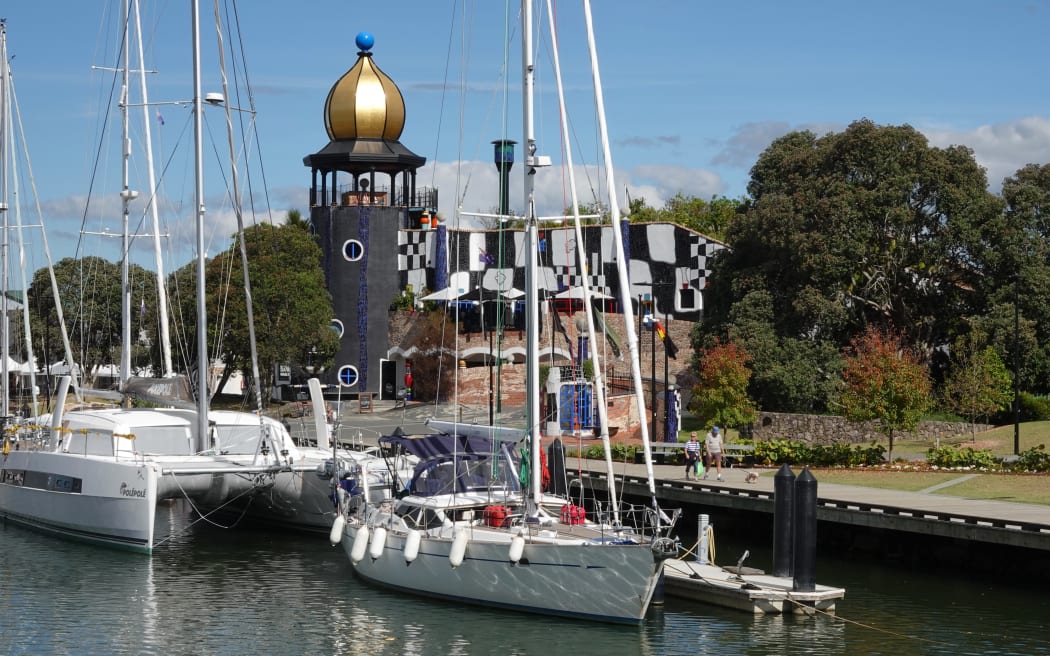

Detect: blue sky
[4,1,1050,275]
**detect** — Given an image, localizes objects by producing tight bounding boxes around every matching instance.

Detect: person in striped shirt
[684,432,702,479]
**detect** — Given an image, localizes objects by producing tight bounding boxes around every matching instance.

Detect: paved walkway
[593,456,1050,529]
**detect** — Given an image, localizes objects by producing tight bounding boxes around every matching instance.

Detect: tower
[303,32,433,397]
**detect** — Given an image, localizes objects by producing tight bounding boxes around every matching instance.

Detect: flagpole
[663,306,669,442]
[651,307,657,442]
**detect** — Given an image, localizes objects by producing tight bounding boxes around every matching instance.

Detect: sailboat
[0,16,164,551]
[331,1,679,624]
[0,3,407,551]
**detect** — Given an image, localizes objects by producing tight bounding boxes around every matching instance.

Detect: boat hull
[188,465,336,532]
[0,451,158,553]
[342,521,663,623]
[187,451,405,533]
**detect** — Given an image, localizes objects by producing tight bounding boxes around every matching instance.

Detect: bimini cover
[124,375,196,410]
[379,432,519,460]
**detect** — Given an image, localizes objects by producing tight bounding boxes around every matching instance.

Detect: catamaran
[0,3,406,551]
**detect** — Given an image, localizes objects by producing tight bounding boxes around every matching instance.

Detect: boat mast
[2,25,41,419]
[2,20,81,406]
[211,1,265,419]
[522,0,543,511]
[191,0,209,451]
[119,0,133,390]
[1,19,10,418]
[581,0,661,511]
[542,0,620,521]
[131,0,174,378]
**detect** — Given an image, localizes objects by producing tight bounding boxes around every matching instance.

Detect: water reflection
[2,507,1049,655]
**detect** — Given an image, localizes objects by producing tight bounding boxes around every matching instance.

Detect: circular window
[337,365,359,388]
[342,239,364,262]
[329,319,344,339]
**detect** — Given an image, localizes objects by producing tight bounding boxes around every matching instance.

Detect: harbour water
[2,501,1048,656]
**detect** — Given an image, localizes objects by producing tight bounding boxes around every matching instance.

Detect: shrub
[991,392,1050,423]
[1008,444,1050,472]
[926,445,1000,470]
[1020,394,1050,422]
[571,443,640,461]
[751,440,886,467]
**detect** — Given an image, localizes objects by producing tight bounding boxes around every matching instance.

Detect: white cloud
[924,116,1050,191]
[709,116,1050,196]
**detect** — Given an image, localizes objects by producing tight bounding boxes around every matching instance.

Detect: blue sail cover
[379,433,519,460]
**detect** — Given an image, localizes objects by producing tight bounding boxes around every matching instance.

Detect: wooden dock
[662,559,845,614]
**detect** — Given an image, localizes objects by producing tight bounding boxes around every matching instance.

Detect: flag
[550,302,575,360]
[478,249,495,266]
[156,110,165,126]
[654,320,678,360]
[590,304,622,358]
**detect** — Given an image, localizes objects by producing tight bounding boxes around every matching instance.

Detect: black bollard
[772,464,796,577]
[792,466,818,592]
[547,438,568,496]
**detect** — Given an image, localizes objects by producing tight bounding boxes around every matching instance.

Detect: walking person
[684,432,701,480]
[705,426,724,481]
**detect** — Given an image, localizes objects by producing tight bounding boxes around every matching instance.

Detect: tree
[995,163,1050,395]
[166,223,336,405]
[942,332,1013,441]
[838,326,931,462]
[28,257,159,387]
[404,311,455,402]
[626,193,742,241]
[705,119,1003,357]
[688,339,757,431]
[721,289,842,413]
[285,208,311,231]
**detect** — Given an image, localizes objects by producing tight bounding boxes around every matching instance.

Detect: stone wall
[750,411,990,445]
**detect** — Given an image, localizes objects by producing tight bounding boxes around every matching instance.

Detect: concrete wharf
[574,459,1050,553]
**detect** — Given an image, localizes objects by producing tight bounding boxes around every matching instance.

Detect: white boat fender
[369,526,387,560]
[329,514,346,546]
[350,525,370,563]
[449,529,468,568]
[509,533,525,564]
[404,529,421,564]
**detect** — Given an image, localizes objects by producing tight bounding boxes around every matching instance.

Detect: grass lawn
[893,421,1050,457]
[933,474,1050,505]
[748,420,1050,505]
[800,469,963,492]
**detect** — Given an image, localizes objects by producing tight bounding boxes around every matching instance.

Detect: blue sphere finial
[355,32,375,52]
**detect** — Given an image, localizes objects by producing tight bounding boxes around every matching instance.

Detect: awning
[420,286,469,302]
[553,287,611,300]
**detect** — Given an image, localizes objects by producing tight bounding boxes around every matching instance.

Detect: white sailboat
[0,3,406,551]
[0,15,163,551]
[332,1,679,623]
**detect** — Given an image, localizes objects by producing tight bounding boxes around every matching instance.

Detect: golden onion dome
[324,32,406,141]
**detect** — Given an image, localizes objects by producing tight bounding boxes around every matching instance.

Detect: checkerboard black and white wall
[397,221,724,321]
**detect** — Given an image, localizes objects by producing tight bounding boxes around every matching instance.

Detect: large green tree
[166,223,337,405]
[720,289,843,413]
[993,163,1050,395]
[705,119,1003,357]
[28,257,158,387]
